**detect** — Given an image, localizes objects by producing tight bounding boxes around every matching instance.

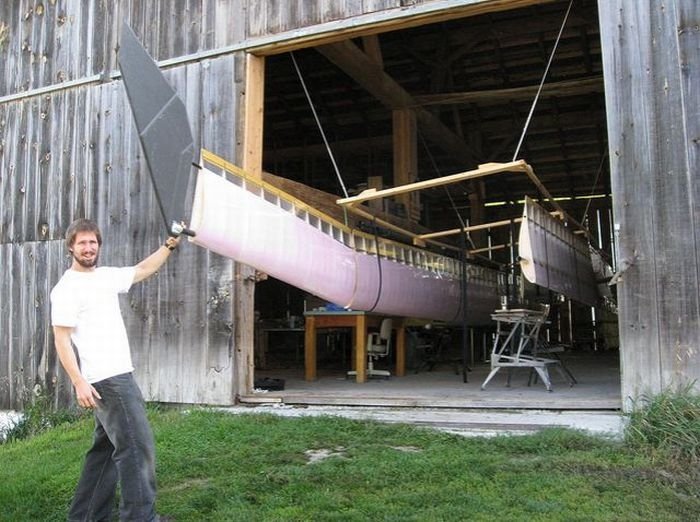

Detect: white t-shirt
[50,266,136,383]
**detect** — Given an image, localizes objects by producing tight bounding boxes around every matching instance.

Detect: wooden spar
[420,220,522,241]
[337,159,591,242]
[337,160,529,206]
[469,243,513,255]
[418,211,563,240]
[519,164,592,240]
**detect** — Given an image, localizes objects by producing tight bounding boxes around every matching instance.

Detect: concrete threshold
[220,403,626,439]
[241,393,621,410]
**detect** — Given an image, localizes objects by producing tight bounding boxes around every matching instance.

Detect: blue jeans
[68,373,157,522]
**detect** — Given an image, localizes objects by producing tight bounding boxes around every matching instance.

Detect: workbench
[303,310,406,383]
[481,306,575,391]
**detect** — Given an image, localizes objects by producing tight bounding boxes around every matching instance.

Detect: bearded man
[50,218,180,521]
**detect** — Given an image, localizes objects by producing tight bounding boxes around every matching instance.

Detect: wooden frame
[234,53,266,400]
[336,160,586,246]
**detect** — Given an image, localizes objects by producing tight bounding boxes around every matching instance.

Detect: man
[51,218,181,521]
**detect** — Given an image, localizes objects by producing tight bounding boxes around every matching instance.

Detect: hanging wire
[512,0,574,161]
[580,149,608,225]
[290,52,349,199]
[291,51,385,304]
[418,131,477,249]
[367,218,384,312]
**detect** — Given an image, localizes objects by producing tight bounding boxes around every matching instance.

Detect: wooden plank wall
[0,0,245,408]
[598,0,700,407]
[246,1,401,37]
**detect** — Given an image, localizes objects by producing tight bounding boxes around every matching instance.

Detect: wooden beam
[361,35,384,68]
[337,161,530,206]
[316,39,475,164]
[242,54,265,179]
[341,203,458,252]
[367,175,383,213]
[393,108,420,221]
[413,76,604,106]
[264,135,392,162]
[418,211,563,240]
[469,243,513,255]
[338,158,592,240]
[424,218,525,240]
[520,163,590,238]
[248,0,558,56]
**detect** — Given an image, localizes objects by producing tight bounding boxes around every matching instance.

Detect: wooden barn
[0,0,698,412]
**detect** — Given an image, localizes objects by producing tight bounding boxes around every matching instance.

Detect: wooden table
[304,311,405,382]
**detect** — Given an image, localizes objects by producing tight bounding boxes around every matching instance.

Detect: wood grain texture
[2,0,696,410]
[599,0,700,406]
[0,2,249,408]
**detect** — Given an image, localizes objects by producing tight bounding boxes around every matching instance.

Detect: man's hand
[164,235,181,251]
[74,378,102,409]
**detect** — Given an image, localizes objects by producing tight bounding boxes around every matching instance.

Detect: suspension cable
[290,52,349,199]
[580,149,608,225]
[418,131,476,249]
[512,0,574,161]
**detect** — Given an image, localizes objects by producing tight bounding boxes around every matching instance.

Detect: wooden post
[599,1,700,406]
[367,175,383,213]
[233,53,266,400]
[355,314,368,383]
[393,108,420,221]
[395,318,406,377]
[242,54,265,180]
[304,315,317,381]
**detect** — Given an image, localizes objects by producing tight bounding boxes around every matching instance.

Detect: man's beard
[73,252,98,268]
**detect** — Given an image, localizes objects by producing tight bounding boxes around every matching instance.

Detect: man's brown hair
[65,219,102,250]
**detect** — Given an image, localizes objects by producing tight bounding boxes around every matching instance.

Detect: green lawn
[1,408,698,521]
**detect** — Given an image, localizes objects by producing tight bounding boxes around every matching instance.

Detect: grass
[1,408,699,521]
[625,384,700,466]
[1,390,86,444]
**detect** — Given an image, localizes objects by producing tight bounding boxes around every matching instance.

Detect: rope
[290,52,350,199]
[512,0,574,161]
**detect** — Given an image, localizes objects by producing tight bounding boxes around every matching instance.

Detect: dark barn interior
[252,0,619,401]
[263,0,608,231]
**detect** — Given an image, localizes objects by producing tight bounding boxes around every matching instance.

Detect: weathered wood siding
[0,1,246,408]
[246,0,400,37]
[10,0,692,410]
[0,2,246,98]
[241,0,548,44]
[599,0,700,407]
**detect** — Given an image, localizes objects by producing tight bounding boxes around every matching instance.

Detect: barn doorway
[251,0,619,409]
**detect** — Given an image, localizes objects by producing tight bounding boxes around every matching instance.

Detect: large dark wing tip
[118,23,196,234]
